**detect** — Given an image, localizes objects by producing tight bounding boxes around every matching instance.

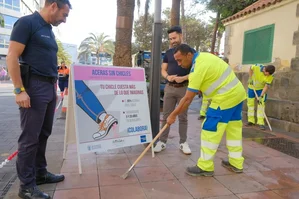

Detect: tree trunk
[211,11,220,54]
[97,54,100,65]
[113,0,135,67]
[216,31,223,54]
[170,0,180,26]
[181,0,186,41]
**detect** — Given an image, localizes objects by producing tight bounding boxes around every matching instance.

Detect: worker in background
[58,61,69,97]
[247,64,275,130]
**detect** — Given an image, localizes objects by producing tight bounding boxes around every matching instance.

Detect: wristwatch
[13,87,25,94]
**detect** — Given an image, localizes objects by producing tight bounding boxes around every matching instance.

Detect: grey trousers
[17,77,56,189]
[160,84,188,144]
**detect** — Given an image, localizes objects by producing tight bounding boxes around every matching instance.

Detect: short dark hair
[45,0,72,9]
[174,44,194,55]
[222,57,229,64]
[167,25,182,34]
[265,65,275,75]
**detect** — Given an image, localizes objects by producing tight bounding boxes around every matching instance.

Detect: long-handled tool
[252,87,273,132]
[121,124,169,179]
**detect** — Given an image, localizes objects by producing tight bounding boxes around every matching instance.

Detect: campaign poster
[71,65,152,154]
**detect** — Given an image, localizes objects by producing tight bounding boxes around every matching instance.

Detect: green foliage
[78,33,114,65]
[0,14,4,28]
[194,0,258,20]
[134,8,213,52]
[183,15,213,52]
[133,13,170,52]
[56,39,72,66]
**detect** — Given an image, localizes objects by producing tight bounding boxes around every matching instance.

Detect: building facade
[0,0,44,66]
[223,0,299,72]
[62,42,78,64]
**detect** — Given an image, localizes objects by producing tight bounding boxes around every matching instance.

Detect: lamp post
[149,0,162,138]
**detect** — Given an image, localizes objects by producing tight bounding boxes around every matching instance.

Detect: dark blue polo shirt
[163,47,196,84]
[10,11,58,77]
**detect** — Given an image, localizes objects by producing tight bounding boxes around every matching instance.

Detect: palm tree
[171,0,181,26]
[77,45,92,64]
[113,0,136,67]
[78,33,114,65]
[56,39,72,65]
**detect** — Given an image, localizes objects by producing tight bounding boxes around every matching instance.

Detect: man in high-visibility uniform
[247,64,275,130]
[198,57,229,121]
[198,95,209,120]
[167,44,246,176]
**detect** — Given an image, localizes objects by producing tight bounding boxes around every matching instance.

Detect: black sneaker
[246,122,254,126]
[198,115,206,120]
[259,125,266,130]
[221,160,243,173]
[186,166,214,177]
[36,172,65,185]
[18,186,50,199]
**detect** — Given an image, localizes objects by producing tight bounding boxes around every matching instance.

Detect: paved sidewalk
[3,109,299,199]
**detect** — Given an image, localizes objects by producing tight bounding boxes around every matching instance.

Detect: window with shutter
[242,24,275,64]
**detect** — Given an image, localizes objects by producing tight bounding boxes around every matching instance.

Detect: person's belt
[167,82,188,88]
[31,74,57,84]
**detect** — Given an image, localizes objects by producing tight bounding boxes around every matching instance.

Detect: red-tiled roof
[222,0,284,24]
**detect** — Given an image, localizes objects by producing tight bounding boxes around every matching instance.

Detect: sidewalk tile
[127,154,164,168]
[53,187,100,199]
[260,157,299,169]
[100,183,146,199]
[156,153,191,167]
[167,161,197,179]
[243,158,271,173]
[134,166,175,183]
[98,168,138,186]
[55,172,98,190]
[246,170,299,189]
[243,140,266,148]
[202,195,239,199]
[237,190,284,199]
[38,183,57,191]
[141,180,193,199]
[279,168,299,182]
[179,176,232,198]
[47,142,64,151]
[273,188,299,199]
[96,155,131,170]
[61,158,97,173]
[215,174,268,194]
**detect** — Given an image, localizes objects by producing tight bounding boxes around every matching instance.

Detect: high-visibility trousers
[247,88,266,125]
[197,102,244,171]
[200,97,210,116]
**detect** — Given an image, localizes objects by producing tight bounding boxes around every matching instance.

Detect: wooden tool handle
[252,87,272,131]
[131,124,169,167]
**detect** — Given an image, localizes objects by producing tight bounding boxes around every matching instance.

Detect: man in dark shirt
[6,1,71,198]
[154,26,193,155]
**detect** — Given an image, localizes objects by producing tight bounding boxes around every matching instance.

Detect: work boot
[221,160,243,173]
[36,172,65,185]
[186,165,214,177]
[153,141,166,153]
[198,115,206,120]
[18,186,50,199]
[93,113,118,140]
[179,142,191,155]
[259,125,266,130]
[246,122,254,126]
